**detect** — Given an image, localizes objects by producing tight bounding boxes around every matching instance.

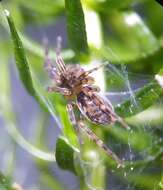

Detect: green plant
[0,0,163,189]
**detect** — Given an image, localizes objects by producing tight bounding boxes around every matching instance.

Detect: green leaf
[5,10,39,99]
[55,136,76,174]
[126,174,161,190]
[19,0,64,14]
[126,105,163,126]
[83,0,147,12]
[65,0,89,57]
[142,0,163,38]
[115,80,163,118]
[4,8,56,117]
[100,11,160,63]
[0,171,14,190]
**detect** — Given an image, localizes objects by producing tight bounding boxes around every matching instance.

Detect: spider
[44,37,130,167]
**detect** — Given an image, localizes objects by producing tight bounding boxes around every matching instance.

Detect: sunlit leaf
[83,0,147,12]
[127,105,163,126]
[16,0,64,24]
[100,11,160,63]
[18,0,64,15]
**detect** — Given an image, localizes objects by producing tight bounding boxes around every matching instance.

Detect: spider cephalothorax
[44,37,130,167]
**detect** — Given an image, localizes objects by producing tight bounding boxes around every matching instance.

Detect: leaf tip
[4,9,10,17]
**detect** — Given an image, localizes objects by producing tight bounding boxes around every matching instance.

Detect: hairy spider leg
[55,36,66,74]
[47,86,71,96]
[66,102,124,167]
[43,38,54,73]
[116,116,131,130]
[66,103,83,144]
[78,121,124,167]
[43,38,60,82]
[67,103,77,125]
[84,63,105,77]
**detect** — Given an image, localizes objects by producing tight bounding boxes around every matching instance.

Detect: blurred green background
[0,0,163,190]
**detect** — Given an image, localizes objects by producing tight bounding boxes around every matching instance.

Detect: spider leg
[66,103,83,144]
[47,86,71,96]
[55,36,66,74]
[67,103,124,167]
[116,116,131,130]
[66,103,77,125]
[43,38,61,82]
[77,121,124,167]
[84,64,105,76]
[43,38,54,72]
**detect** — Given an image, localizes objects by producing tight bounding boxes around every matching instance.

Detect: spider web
[76,46,163,190]
[26,23,161,190]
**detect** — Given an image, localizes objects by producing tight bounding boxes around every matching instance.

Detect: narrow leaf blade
[5,9,36,96]
[115,80,163,117]
[65,0,89,56]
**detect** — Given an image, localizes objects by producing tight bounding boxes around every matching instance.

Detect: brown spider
[44,37,130,167]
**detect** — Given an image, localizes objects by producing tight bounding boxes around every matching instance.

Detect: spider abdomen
[77,89,117,125]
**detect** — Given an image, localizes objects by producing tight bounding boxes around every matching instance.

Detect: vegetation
[0,0,163,189]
